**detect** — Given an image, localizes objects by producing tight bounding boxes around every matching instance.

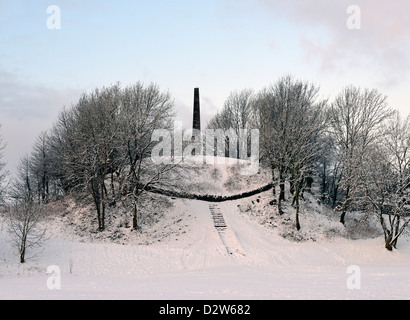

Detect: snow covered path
[1,198,410,300]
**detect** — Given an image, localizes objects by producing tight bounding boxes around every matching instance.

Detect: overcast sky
[0,0,409,176]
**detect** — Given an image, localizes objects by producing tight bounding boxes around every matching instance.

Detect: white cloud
[0,69,81,120]
[256,0,410,86]
[0,68,82,176]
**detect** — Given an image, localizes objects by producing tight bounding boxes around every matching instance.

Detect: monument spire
[192,87,201,131]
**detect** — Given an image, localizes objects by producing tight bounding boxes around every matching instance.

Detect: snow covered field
[1,160,409,300]
[1,196,409,300]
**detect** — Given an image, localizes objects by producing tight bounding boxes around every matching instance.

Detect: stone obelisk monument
[192,87,201,131]
[191,87,201,156]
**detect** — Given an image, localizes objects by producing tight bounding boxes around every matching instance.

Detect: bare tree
[207,89,255,158]
[118,82,176,230]
[47,108,78,194]
[30,131,52,204]
[328,86,393,225]
[43,84,123,231]
[45,82,176,231]
[7,156,47,263]
[208,89,254,130]
[255,75,327,229]
[287,98,327,230]
[70,84,122,231]
[358,112,410,250]
[7,200,46,263]
[315,134,338,205]
[255,86,290,213]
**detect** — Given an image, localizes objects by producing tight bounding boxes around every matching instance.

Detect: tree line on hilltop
[0,75,409,263]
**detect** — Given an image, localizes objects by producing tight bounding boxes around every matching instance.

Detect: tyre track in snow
[179,200,213,271]
[181,230,210,271]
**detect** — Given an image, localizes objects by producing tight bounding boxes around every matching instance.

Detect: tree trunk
[20,252,25,264]
[331,184,339,208]
[295,186,301,231]
[392,215,400,249]
[132,201,138,230]
[279,171,285,201]
[101,201,105,231]
[330,168,340,208]
[110,169,116,205]
[321,161,327,201]
[340,188,350,225]
[94,197,102,231]
[99,159,107,231]
[385,230,393,251]
[289,176,295,196]
[271,167,276,198]
[340,210,346,225]
[42,173,46,203]
[277,197,283,215]
[305,176,313,193]
[20,236,26,263]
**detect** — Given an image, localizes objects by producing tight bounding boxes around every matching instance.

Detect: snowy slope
[1,158,410,300]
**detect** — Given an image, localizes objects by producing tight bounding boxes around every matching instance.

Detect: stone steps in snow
[208,204,246,257]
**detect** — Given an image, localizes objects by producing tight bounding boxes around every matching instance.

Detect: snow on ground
[162,155,272,196]
[1,159,410,300]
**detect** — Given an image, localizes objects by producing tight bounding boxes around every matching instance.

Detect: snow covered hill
[0,158,409,300]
